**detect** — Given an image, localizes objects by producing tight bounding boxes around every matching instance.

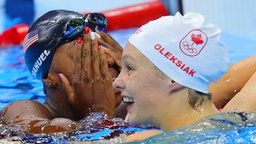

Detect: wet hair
[188,89,211,109]
[153,64,212,108]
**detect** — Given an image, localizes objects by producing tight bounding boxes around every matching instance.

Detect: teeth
[122,97,134,104]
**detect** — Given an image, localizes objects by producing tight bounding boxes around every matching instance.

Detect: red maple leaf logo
[191,33,204,45]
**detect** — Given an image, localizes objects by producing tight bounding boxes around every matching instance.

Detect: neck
[44,96,82,120]
[160,89,219,131]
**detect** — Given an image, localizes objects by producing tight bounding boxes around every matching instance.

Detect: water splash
[0,112,157,143]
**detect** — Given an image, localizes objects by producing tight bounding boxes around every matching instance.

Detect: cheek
[54,61,73,80]
[51,51,73,75]
[128,75,150,99]
[132,74,164,103]
[133,74,155,91]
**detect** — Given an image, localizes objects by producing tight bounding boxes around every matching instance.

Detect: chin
[131,114,155,126]
[126,113,142,124]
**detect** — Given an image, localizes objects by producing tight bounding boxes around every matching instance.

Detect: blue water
[130,112,256,144]
[0,28,256,143]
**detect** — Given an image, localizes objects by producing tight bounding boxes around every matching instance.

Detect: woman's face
[53,40,120,81]
[50,39,122,114]
[113,42,171,126]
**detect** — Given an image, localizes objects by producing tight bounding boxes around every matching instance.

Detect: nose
[112,75,124,91]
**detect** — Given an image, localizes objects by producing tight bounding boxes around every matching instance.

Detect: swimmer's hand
[96,29,123,71]
[60,29,116,118]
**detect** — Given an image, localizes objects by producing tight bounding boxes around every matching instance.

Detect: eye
[112,77,117,81]
[126,64,133,72]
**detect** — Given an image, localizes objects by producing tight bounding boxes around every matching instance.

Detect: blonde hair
[188,89,211,109]
[153,65,212,108]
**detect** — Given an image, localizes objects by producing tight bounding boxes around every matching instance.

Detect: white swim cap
[129,12,229,93]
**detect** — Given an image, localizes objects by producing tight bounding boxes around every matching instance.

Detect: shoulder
[126,129,162,142]
[1,100,52,125]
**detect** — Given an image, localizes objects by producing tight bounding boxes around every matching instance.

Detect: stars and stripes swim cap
[23,10,84,80]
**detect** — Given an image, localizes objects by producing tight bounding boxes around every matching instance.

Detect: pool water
[0,28,256,143]
[0,45,45,109]
[0,112,157,143]
[130,112,256,144]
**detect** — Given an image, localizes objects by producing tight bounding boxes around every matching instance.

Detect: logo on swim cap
[23,29,39,52]
[23,10,85,80]
[179,29,208,57]
[129,12,230,93]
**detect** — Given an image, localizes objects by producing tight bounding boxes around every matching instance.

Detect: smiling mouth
[122,96,134,104]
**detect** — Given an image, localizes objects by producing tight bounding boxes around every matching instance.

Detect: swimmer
[0,10,125,134]
[209,55,256,111]
[112,12,231,142]
[53,11,256,142]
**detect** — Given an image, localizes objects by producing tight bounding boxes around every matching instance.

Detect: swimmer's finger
[80,36,85,84]
[92,45,116,117]
[104,48,122,69]
[83,28,93,83]
[96,29,123,53]
[72,38,83,83]
[92,39,100,80]
[99,48,111,80]
[96,29,122,69]
[59,73,75,105]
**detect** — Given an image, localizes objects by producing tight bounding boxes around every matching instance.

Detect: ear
[169,80,184,93]
[42,72,58,88]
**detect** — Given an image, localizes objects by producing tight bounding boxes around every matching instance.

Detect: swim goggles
[62,12,108,43]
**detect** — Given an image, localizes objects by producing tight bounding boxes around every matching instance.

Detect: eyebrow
[122,55,136,62]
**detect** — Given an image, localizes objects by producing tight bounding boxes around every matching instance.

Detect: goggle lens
[62,13,108,43]
[85,13,108,32]
[63,18,85,39]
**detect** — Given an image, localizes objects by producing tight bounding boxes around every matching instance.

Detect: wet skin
[0,28,127,134]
